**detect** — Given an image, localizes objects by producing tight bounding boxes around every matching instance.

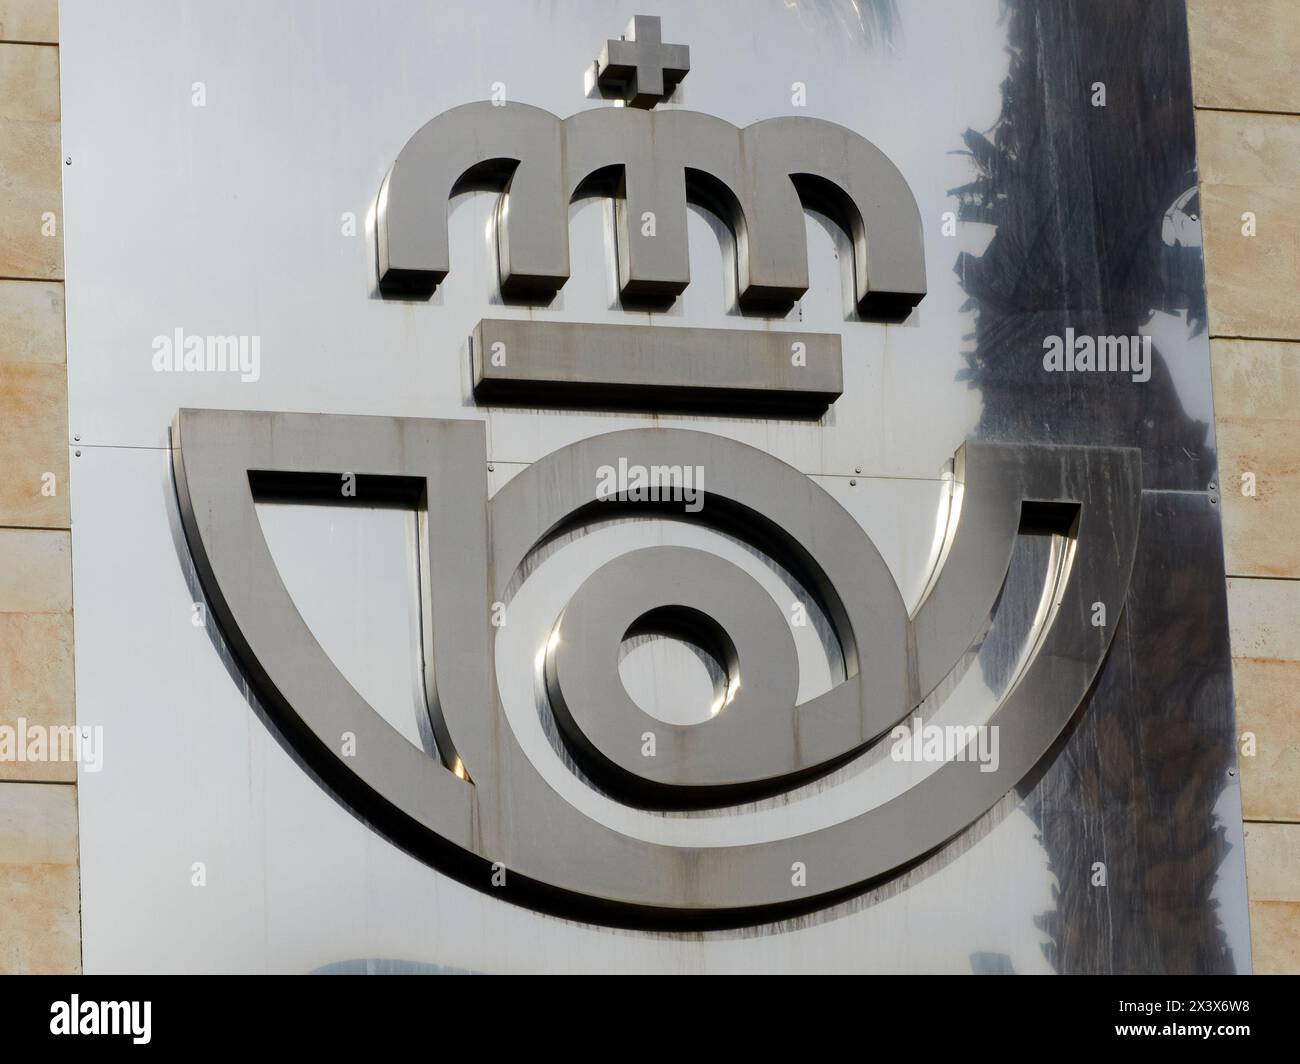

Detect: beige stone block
[1212,340,1300,577]
[1196,110,1300,189]
[0,112,62,280]
[1244,823,1300,973]
[1215,417,1300,578]
[0,360,68,527]
[1211,340,1300,585]
[0,527,69,612]
[1212,338,1300,419]
[1197,113,1300,341]
[0,612,74,782]
[0,1,57,44]
[1235,659,1300,821]
[1201,184,1300,340]
[0,778,75,864]
[0,781,80,973]
[0,278,62,363]
[1225,476,1300,818]
[0,43,57,121]
[1249,900,1300,975]
[1245,822,1300,898]
[1227,576,1300,662]
[1188,0,1300,114]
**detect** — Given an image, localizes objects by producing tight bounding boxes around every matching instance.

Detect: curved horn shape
[172,409,1138,928]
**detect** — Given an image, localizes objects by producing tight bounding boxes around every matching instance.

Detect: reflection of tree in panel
[951,0,1211,487]
[796,0,900,49]
[952,0,1232,973]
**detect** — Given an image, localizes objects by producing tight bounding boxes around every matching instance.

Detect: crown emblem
[375,15,925,321]
[373,15,925,415]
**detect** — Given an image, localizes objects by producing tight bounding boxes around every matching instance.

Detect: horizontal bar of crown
[470,319,842,417]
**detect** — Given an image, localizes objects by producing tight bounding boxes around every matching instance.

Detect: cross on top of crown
[596,15,690,108]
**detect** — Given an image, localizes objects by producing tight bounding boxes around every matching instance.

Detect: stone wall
[1189,0,1300,974]
[0,0,79,974]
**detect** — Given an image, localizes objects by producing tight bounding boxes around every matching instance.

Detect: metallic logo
[173,410,1140,928]
[172,16,1142,928]
[375,97,927,318]
[373,13,926,419]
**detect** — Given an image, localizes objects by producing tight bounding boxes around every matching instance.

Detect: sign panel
[62,0,1247,971]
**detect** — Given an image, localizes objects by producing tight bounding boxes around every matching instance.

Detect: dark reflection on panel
[1019,494,1239,973]
[958,1,1241,972]
[952,0,1212,491]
